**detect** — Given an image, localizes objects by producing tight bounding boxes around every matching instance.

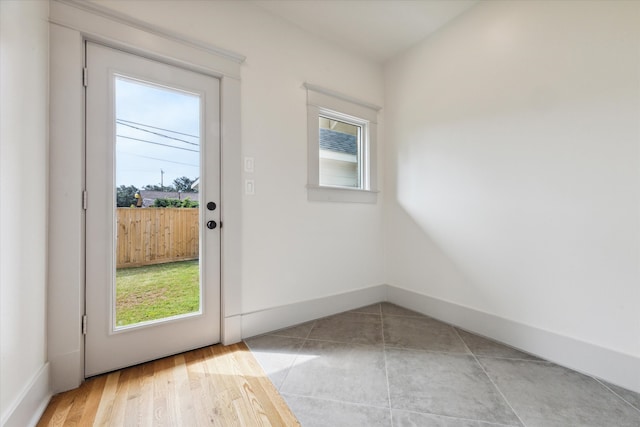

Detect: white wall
[87,1,386,314]
[0,0,51,424]
[385,0,639,361]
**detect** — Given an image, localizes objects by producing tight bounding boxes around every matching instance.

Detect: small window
[305,83,380,203]
[319,114,363,189]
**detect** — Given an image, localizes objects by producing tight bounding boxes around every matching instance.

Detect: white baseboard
[1,362,51,427]
[241,284,388,338]
[387,285,640,394]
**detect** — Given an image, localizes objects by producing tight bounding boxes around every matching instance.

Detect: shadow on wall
[388,132,576,324]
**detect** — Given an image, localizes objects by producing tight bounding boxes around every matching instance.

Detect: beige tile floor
[245,302,640,427]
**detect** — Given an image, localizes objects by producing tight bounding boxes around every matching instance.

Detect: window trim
[305,83,381,203]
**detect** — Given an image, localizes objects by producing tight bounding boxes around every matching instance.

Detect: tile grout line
[394,407,523,427]
[276,320,317,393]
[303,337,384,347]
[593,377,640,414]
[280,391,391,411]
[383,344,476,356]
[382,344,552,362]
[380,304,395,427]
[382,314,425,318]
[452,327,528,427]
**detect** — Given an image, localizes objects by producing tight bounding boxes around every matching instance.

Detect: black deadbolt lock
[207,202,217,211]
[206,220,217,230]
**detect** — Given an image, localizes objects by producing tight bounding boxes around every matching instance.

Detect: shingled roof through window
[319,128,357,155]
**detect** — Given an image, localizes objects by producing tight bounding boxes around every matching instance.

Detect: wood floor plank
[185,348,215,426]
[53,384,88,426]
[93,371,120,426]
[202,346,242,427]
[151,356,173,426]
[36,394,62,426]
[37,343,298,426]
[212,344,252,424]
[77,375,107,426]
[37,393,70,427]
[110,366,133,426]
[124,363,143,427]
[173,353,198,426]
[136,362,155,427]
[233,345,300,426]
[47,403,72,427]
[226,348,272,426]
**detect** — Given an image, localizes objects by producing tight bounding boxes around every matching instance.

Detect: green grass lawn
[116,260,199,327]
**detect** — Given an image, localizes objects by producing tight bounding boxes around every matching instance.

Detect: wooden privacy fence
[116,208,199,268]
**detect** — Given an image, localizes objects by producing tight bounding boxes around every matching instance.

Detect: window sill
[306,185,378,204]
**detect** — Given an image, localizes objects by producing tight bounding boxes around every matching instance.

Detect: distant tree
[153,197,199,208]
[173,176,197,193]
[143,184,176,192]
[116,185,139,207]
[180,197,199,208]
[153,198,179,208]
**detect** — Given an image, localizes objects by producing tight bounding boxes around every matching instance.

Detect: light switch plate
[245,179,255,195]
[244,157,254,173]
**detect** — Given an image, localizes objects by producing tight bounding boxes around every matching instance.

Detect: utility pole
[160,169,165,192]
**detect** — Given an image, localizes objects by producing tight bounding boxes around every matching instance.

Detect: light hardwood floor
[37,343,300,426]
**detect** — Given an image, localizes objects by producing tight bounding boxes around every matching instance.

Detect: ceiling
[250,0,479,63]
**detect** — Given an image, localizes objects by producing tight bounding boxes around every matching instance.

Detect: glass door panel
[114,77,202,329]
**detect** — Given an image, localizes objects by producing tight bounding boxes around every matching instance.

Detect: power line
[116,135,199,153]
[116,118,199,138]
[118,150,199,167]
[116,121,199,147]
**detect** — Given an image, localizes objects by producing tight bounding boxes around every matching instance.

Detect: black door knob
[206,220,217,229]
[207,202,216,211]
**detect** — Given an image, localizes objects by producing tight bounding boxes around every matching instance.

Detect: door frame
[49,0,243,393]
[84,42,222,376]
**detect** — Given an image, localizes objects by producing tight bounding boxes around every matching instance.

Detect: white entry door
[85,42,221,377]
